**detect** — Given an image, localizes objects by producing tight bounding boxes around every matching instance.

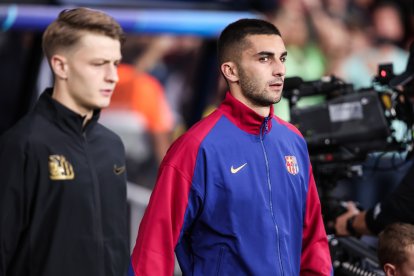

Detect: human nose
[272,59,285,77]
[105,64,119,83]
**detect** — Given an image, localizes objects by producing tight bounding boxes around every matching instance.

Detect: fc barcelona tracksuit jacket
[130,92,332,275]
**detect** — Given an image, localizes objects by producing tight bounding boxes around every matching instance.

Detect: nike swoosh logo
[231,163,247,174]
[113,165,126,175]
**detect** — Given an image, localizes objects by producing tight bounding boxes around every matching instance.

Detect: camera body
[284,65,413,275]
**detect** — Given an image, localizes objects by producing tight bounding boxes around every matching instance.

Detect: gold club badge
[49,155,75,180]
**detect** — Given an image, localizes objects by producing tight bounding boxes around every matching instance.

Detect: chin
[274,97,282,104]
[98,99,111,109]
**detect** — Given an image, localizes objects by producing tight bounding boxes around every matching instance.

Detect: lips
[271,82,283,86]
[100,89,113,97]
[269,82,283,88]
[269,78,284,87]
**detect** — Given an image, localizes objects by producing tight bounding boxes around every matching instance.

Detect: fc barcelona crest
[285,156,299,175]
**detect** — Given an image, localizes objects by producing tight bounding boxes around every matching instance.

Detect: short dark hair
[217,18,281,65]
[378,223,414,268]
[42,7,125,61]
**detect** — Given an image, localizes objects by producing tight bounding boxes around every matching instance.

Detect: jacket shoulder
[273,115,304,138]
[93,123,126,151]
[0,112,42,151]
[94,123,123,141]
[162,110,222,164]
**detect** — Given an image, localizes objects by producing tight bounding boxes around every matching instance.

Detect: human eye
[92,61,105,66]
[280,55,287,63]
[259,56,269,62]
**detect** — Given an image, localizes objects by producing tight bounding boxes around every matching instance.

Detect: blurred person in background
[100,35,175,188]
[334,42,414,237]
[271,0,326,81]
[0,7,129,276]
[296,0,412,212]
[322,1,413,222]
[377,223,414,276]
[335,0,409,89]
[269,0,327,121]
[148,36,205,129]
[129,18,332,275]
[299,0,367,76]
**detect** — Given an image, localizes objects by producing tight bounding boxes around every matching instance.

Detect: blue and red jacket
[130,92,332,275]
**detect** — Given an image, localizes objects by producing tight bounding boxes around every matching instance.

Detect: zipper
[260,117,284,276]
[82,131,105,275]
[215,246,225,275]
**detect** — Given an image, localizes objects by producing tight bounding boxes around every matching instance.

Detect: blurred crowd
[2,0,411,188]
[101,0,413,188]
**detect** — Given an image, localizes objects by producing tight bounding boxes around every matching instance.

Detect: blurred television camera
[285,64,414,219]
[284,62,414,276]
[286,68,412,164]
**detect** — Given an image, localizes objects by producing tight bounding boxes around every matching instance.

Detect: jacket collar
[36,88,100,135]
[218,92,273,135]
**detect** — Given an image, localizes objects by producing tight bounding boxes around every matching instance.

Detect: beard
[237,65,282,106]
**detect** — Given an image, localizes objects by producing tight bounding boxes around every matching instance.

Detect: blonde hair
[42,7,125,61]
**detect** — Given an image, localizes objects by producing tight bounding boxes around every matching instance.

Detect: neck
[230,90,271,117]
[82,113,93,127]
[52,85,94,122]
[251,105,271,117]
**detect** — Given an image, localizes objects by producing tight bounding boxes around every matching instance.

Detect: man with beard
[129,18,332,275]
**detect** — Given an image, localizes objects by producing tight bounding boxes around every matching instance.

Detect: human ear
[50,54,68,80]
[383,263,397,276]
[220,62,239,83]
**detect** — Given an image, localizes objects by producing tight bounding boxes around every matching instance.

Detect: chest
[28,130,126,203]
[196,130,309,211]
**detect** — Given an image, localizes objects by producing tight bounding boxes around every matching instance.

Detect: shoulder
[272,115,304,138]
[163,110,223,163]
[0,112,44,151]
[184,109,224,144]
[94,123,124,145]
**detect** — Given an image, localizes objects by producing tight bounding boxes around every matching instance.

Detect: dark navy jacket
[0,89,129,276]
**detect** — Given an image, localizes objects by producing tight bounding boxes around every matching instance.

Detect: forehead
[70,32,121,59]
[399,245,414,274]
[243,34,286,56]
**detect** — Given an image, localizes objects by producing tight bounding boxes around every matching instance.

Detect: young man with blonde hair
[0,8,129,276]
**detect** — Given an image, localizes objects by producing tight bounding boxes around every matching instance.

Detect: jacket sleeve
[365,160,414,234]
[0,136,32,274]
[300,166,333,276]
[129,135,202,276]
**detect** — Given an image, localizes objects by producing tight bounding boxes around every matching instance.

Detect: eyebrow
[256,51,274,57]
[91,57,122,63]
[256,51,288,58]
